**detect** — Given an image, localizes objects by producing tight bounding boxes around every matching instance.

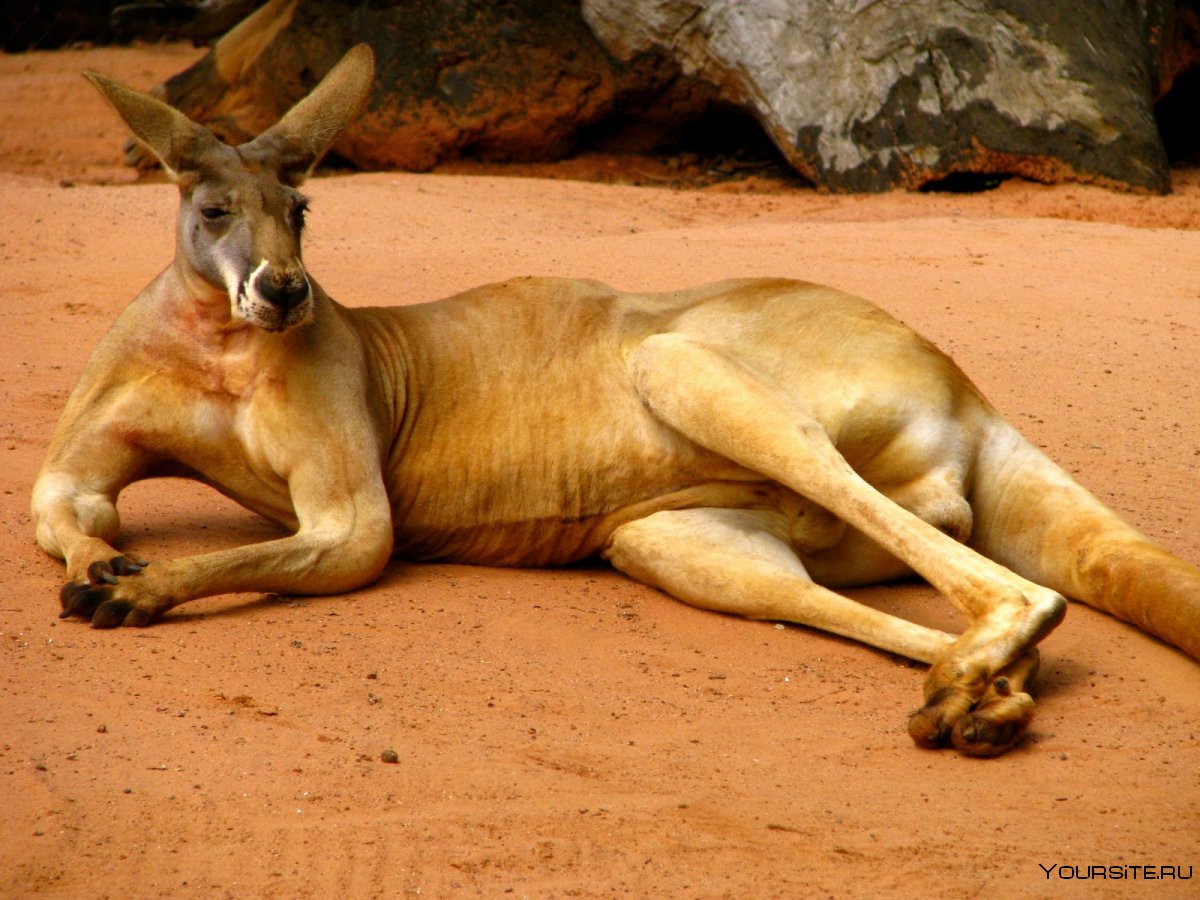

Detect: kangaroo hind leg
[628,333,1065,755]
[605,506,956,663]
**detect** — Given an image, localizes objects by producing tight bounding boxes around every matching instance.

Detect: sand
[2,44,1198,897]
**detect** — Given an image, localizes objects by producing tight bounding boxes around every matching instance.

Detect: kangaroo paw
[950,677,1036,757]
[59,555,160,628]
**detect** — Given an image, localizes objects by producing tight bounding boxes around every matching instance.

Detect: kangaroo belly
[391,480,780,566]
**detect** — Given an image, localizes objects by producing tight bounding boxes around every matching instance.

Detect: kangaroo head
[85,44,375,332]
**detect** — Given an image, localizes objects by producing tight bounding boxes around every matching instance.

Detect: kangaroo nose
[255,268,310,309]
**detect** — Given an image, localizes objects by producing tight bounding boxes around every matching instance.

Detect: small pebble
[380,749,399,764]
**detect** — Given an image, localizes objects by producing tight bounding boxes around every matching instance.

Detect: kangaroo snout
[254,264,310,310]
[232,259,313,331]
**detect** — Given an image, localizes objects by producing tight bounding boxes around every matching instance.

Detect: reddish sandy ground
[2,45,1199,897]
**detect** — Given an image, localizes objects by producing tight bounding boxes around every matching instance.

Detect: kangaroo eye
[291,199,309,229]
[200,206,230,221]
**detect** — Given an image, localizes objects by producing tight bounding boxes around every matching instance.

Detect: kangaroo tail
[969,422,1200,662]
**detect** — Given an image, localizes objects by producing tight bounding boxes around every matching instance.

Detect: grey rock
[583,0,1173,191]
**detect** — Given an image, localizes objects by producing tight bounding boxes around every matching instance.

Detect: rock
[148,0,627,171]
[2,1,118,51]
[582,0,1178,192]
[110,0,268,42]
[124,0,1199,191]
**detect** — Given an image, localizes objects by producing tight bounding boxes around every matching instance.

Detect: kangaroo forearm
[144,531,393,601]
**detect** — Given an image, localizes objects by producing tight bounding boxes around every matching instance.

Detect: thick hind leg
[628,333,1065,751]
[607,507,1047,754]
[606,506,955,662]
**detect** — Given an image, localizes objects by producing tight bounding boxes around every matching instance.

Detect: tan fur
[33,46,1200,757]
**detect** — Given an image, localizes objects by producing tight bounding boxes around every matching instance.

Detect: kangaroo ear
[242,44,376,186]
[84,71,222,180]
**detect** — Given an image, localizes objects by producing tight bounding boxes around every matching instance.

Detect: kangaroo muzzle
[254,264,311,311]
[234,259,313,331]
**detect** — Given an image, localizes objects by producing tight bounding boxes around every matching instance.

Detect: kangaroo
[33,45,1200,757]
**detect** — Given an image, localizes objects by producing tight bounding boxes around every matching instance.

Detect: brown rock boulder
[149,0,628,171]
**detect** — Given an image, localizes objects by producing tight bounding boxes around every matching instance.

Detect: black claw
[110,556,146,576]
[123,607,153,628]
[87,560,117,585]
[60,580,112,619]
[91,600,132,629]
[85,556,148,585]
